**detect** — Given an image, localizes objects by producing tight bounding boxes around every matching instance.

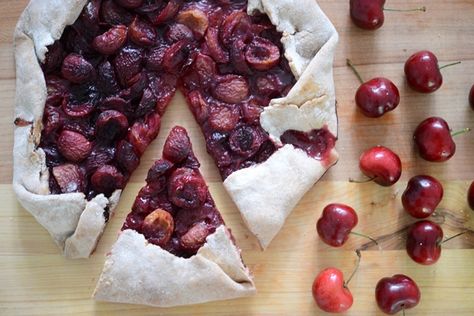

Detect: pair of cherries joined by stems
[313,203,467,314]
[347,52,461,119]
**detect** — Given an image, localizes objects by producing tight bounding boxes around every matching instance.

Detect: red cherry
[350,0,385,30]
[347,59,399,118]
[375,274,421,315]
[355,77,400,118]
[469,85,474,110]
[413,117,461,162]
[468,181,474,210]
[312,268,353,313]
[356,146,402,186]
[402,175,444,218]
[350,0,425,31]
[406,220,443,265]
[317,204,358,247]
[404,51,441,93]
[405,51,460,93]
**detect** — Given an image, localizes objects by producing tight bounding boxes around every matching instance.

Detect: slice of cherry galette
[94,126,256,306]
[13,0,338,257]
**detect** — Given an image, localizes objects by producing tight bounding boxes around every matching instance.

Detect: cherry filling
[38,0,336,206]
[122,126,224,257]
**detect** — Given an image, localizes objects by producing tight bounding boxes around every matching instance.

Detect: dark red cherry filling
[122,126,224,257]
[38,0,336,213]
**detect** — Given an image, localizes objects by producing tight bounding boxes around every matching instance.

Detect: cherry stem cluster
[383,7,426,12]
[439,61,462,70]
[451,128,471,137]
[345,249,362,288]
[350,231,379,246]
[346,59,365,84]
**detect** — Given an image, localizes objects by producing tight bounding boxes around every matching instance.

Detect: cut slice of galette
[94,126,256,307]
[13,0,338,257]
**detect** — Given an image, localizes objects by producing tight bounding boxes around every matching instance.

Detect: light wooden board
[1,0,474,315]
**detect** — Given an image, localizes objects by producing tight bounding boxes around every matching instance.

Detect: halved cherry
[208,105,240,132]
[150,0,182,25]
[92,25,128,55]
[96,110,129,142]
[245,37,280,71]
[163,126,192,163]
[90,164,125,194]
[176,8,209,38]
[180,222,210,251]
[129,17,157,47]
[52,163,84,193]
[113,46,144,87]
[61,53,96,84]
[100,0,133,26]
[168,168,207,209]
[213,75,249,104]
[141,209,174,247]
[57,130,92,162]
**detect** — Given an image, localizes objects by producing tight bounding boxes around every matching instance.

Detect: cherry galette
[14,0,339,256]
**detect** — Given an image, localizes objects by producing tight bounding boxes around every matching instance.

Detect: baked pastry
[94,126,256,307]
[13,0,338,257]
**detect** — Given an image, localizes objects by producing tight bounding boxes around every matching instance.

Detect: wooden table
[1,1,474,315]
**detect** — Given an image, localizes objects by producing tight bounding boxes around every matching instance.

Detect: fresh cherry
[404,51,460,93]
[375,274,421,315]
[352,146,402,186]
[347,59,400,118]
[406,220,443,265]
[413,117,470,162]
[469,84,474,110]
[402,175,444,218]
[468,181,474,211]
[317,203,377,247]
[350,0,426,30]
[312,250,361,313]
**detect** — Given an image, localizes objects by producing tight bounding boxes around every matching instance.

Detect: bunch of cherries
[311,1,474,314]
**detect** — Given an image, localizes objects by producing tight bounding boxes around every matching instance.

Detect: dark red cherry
[312,268,353,313]
[357,146,402,186]
[347,60,399,117]
[375,274,421,315]
[350,0,385,30]
[356,77,400,117]
[404,51,459,93]
[413,117,457,162]
[402,175,444,218]
[468,181,474,210]
[406,220,443,265]
[317,204,358,247]
[469,84,474,110]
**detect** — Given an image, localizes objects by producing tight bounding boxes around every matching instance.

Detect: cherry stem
[441,230,469,245]
[439,61,462,70]
[344,249,361,288]
[403,306,406,316]
[349,176,376,184]
[346,59,364,84]
[350,231,379,245]
[451,128,471,137]
[383,6,426,12]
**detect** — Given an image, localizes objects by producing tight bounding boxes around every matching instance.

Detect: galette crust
[93,226,256,307]
[13,0,120,258]
[224,0,339,248]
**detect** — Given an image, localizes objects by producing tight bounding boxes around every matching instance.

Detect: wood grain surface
[1,0,474,315]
